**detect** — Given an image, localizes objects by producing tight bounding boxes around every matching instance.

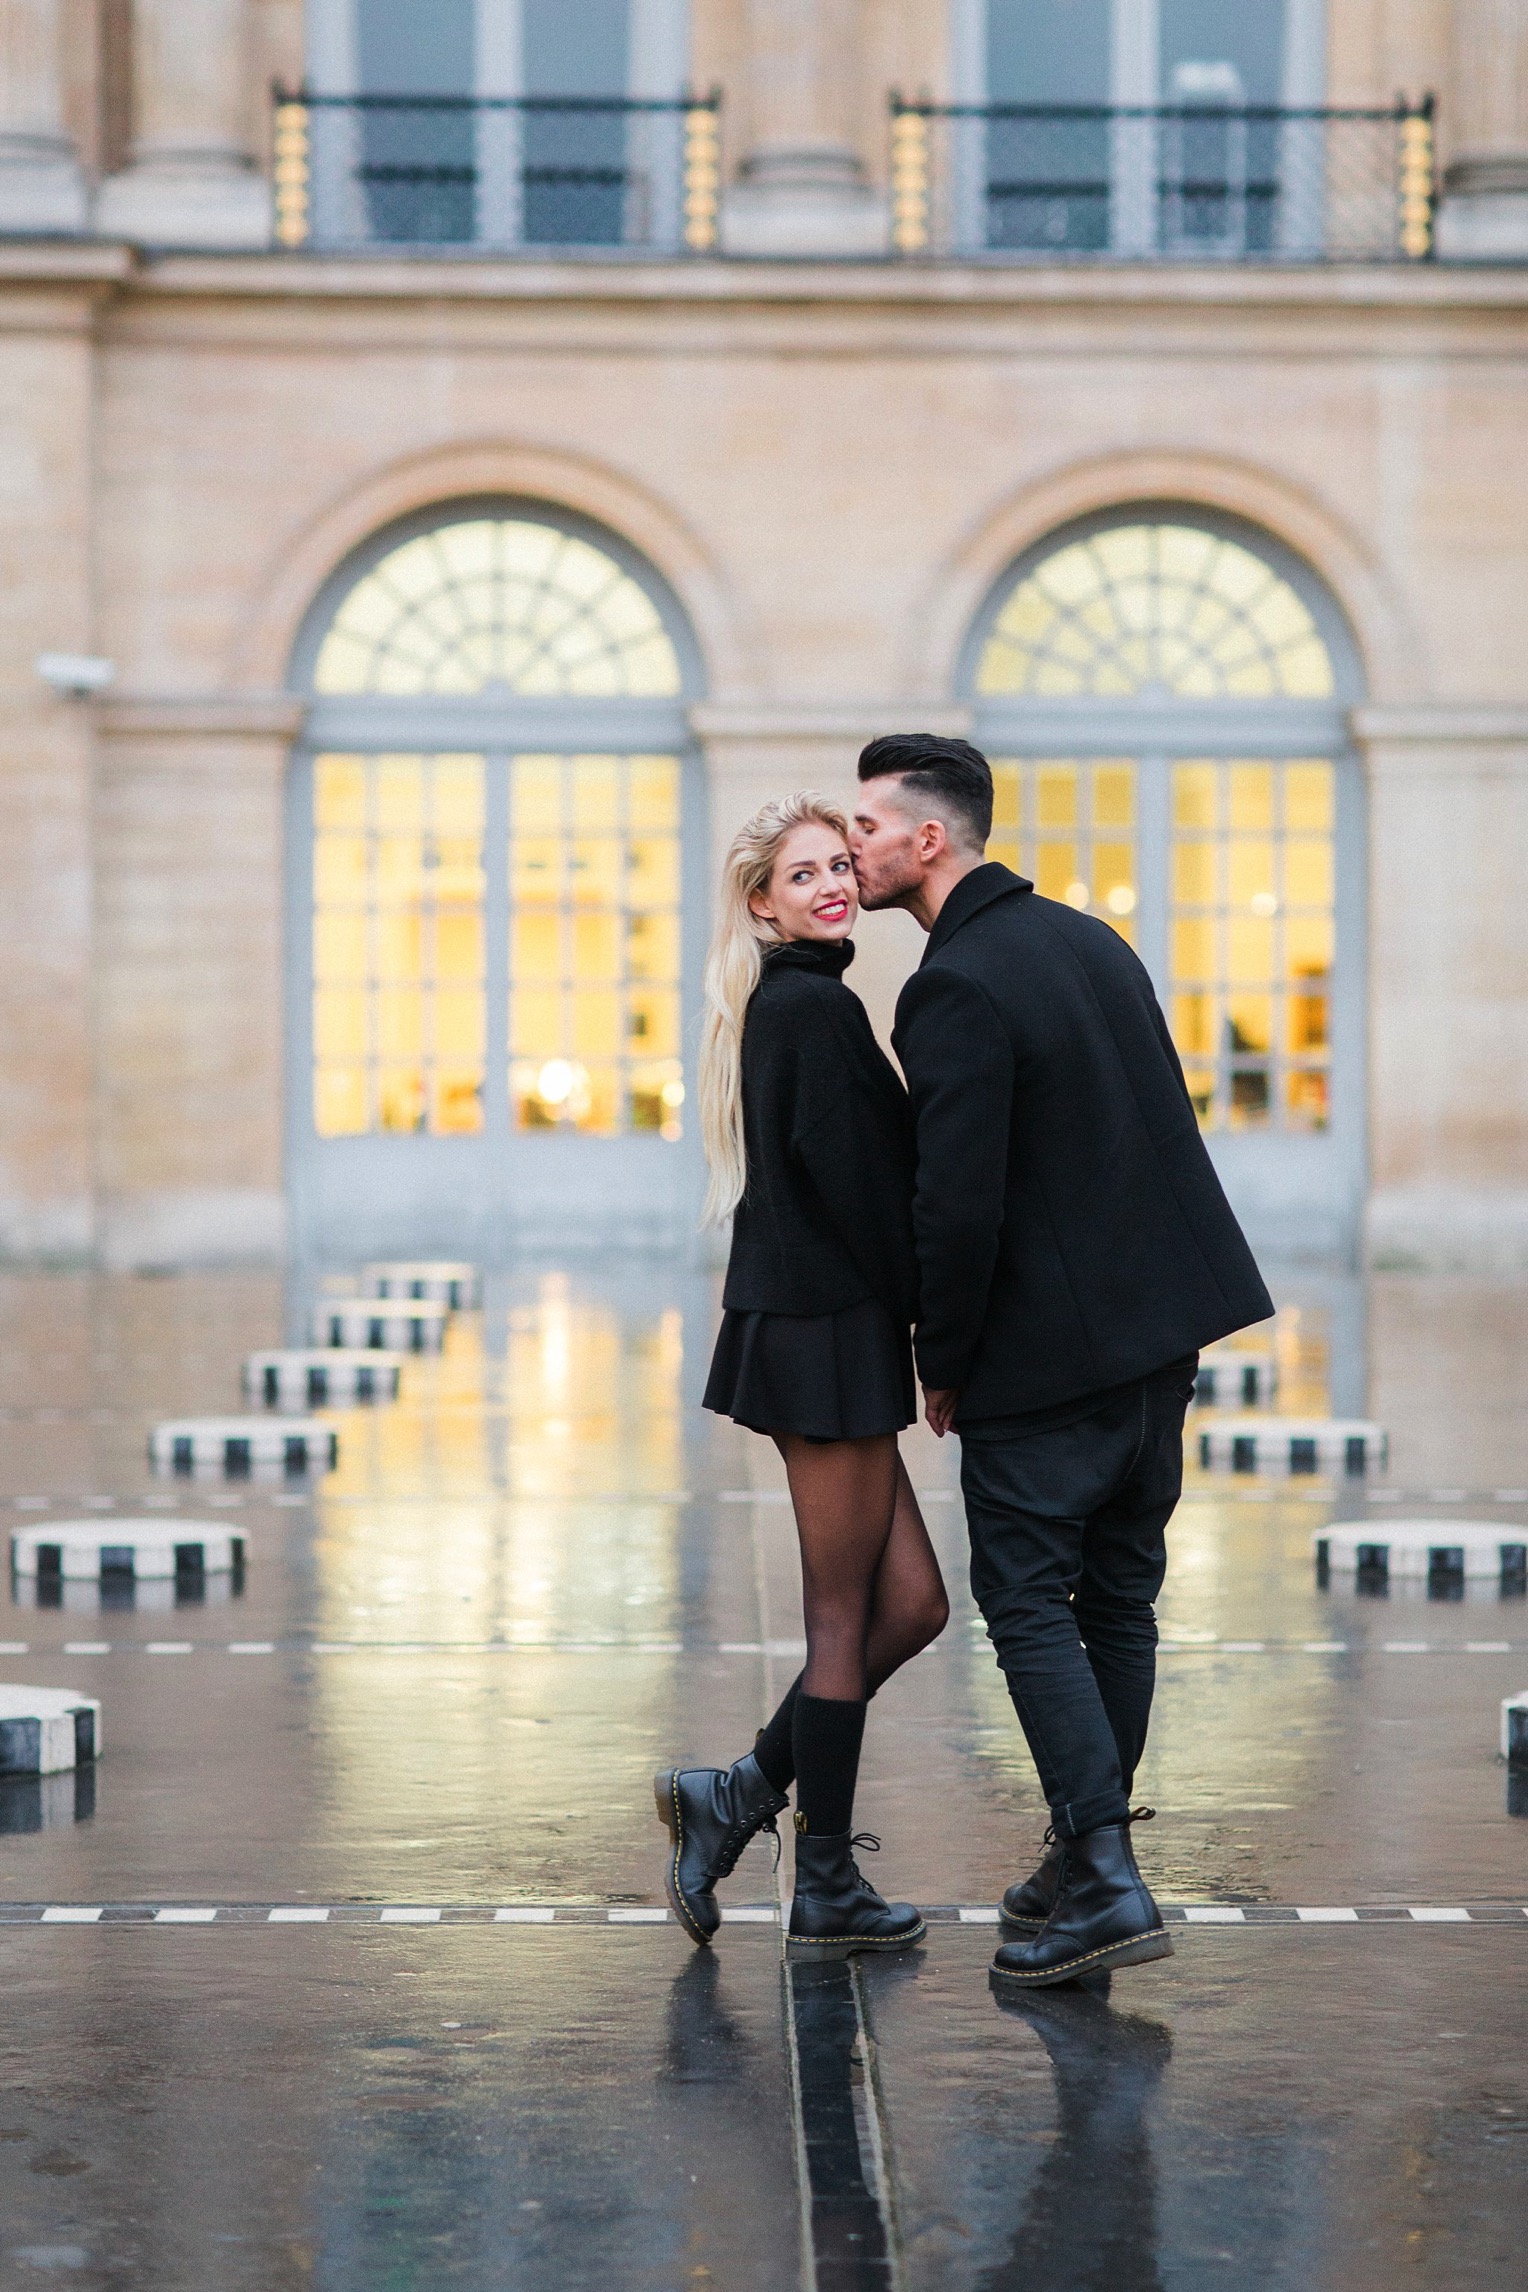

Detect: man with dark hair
[851,733,1273,1990]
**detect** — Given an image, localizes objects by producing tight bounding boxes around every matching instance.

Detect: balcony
[888,98,1436,264]
[272,89,721,257]
[269,88,1435,266]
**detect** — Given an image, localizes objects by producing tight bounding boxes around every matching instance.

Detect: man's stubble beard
[852,853,925,912]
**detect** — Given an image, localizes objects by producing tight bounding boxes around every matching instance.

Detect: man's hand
[923,1387,959,1438]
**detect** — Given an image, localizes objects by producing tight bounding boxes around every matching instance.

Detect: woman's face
[748,822,858,944]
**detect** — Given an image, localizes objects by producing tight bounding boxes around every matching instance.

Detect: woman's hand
[923,1387,959,1437]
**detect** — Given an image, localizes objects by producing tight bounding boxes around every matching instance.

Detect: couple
[656,734,1273,1990]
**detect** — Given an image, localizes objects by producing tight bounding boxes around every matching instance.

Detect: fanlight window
[975,523,1335,701]
[313,517,683,699]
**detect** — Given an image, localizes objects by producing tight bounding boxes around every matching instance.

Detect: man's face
[849,778,930,910]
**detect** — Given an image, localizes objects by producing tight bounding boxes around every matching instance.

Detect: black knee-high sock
[792,1691,866,1837]
[752,1671,803,1793]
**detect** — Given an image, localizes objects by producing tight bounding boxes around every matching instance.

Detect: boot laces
[848,1831,882,1888]
[712,1808,781,1884]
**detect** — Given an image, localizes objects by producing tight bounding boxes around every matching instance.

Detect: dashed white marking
[1303,1641,1348,1653]
[63,1642,108,1656]
[494,1907,555,1923]
[12,1498,47,1510]
[1297,1907,1359,1922]
[764,1639,808,1658]
[228,1642,275,1655]
[608,1907,668,1923]
[155,1907,216,1923]
[145,1642,192,1656]
[958,1907,1000,1924]
[1467,1641,1511,1654]
[379,1908,441,1923]
[41,1907,101,1923]
[268,1906,329,1922]
[0,1642,28,1654]
[718,1642,763,1654]
[1221,1641,1266,1653]
[1409,1907,1470,1922]
[1184,1907,1246,1923]
[720,1907,778,1923]
[1494,1489,1528,1504]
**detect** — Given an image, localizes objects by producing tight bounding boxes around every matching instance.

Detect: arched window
[965,508,1362,1256]
[312,517,682,698]
[288,502,700,1255]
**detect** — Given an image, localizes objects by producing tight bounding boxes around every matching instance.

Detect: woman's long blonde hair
[698,791,851,1226]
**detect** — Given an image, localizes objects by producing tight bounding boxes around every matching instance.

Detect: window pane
[310,753,486,1139]
[508,753,684,1138]
[1169,757,1335,1135]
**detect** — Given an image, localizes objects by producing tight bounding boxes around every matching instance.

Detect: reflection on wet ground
[0,1264,1523,2287]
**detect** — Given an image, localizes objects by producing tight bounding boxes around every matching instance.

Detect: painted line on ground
[1,1902,1524,1927]
[0,1637,1521,1659]
[8,1486,1528,1512]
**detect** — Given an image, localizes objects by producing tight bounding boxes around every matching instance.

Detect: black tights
[750,1436,949,1820]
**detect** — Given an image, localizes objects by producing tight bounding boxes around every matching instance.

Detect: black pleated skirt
[703,1297,916,1441]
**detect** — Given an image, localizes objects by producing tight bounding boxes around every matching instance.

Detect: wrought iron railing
[889,96,1435,262]
[271,87,721,255]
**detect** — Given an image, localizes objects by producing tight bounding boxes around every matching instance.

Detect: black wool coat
[721,939,917,1325]
[892,864,1274,1419]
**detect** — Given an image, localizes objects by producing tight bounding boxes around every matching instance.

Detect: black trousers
[959,1356,1198,1839]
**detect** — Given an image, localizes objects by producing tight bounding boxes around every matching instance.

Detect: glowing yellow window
[311,752,486,1138]
[1168,758,1335,1135]
[509,753,684,1138]
[988,760,1138,942]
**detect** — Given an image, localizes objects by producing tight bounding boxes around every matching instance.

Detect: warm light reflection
[312,1278,687,1651]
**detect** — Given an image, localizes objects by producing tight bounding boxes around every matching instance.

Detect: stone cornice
[95,693,306,739]
[690,703,972,742]
[128,250,1528,314]
[1353,706,1528,743]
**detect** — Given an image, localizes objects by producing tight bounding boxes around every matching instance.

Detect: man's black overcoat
[892,863,1274,1420]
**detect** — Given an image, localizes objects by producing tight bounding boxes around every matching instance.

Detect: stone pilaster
[1436,0,1528,259]
[96,0,270,248]
[0,0,87,232]
[723,0,886,255]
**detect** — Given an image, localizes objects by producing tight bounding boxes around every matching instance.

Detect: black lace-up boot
[1000,1808,1156,1933]
[787,1829,925,1958]
[990,1820,1172,1990]
[654,1755,788,1945]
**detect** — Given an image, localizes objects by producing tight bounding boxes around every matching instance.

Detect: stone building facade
[0,1,1525,1271]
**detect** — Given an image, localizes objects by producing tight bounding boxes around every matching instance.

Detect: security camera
[36,652,116,698]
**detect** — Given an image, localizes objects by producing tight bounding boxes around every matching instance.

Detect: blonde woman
[655,793,948,1955]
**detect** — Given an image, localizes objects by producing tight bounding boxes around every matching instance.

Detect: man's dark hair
[857,733,994,852]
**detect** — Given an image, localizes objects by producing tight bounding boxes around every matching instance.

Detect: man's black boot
[787,1829,925,1958]
[990,1820,1172,1989]
[999,1830,1063,1933]
[1000,1808,1156,1933]
[654,1754,788,1946]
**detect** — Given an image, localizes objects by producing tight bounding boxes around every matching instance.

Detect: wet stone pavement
[0,1264,1523,2290]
